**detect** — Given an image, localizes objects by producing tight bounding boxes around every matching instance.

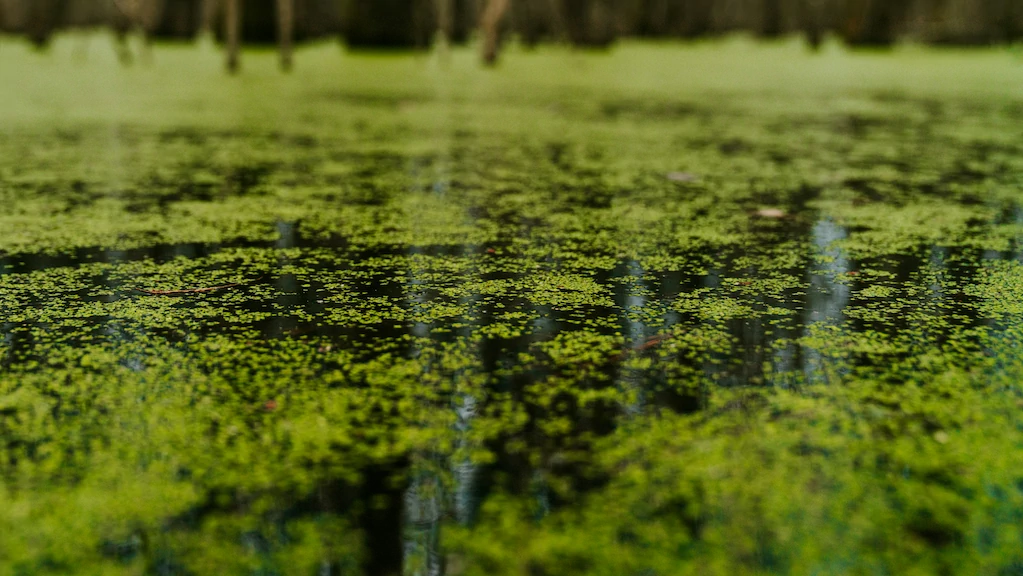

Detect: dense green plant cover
[1,36,1023,575]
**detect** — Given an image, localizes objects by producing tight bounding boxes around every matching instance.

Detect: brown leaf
[754,208,786,219]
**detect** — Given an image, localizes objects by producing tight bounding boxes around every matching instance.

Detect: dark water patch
[223,163,275,196]
[842,176,892,203]
[869,91,946,117]
[839,113,897,137]
[598,98,706,121]
[156,127,247,145]
[0,239,274,277]
[718,138,751,155]
[124,161,277,211]
[0,221,380,278]
[319,90,436,109]
[53,128,84,144]
[267,131,320,149]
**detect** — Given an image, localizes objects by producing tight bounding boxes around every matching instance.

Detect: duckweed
[1,37,1023,575]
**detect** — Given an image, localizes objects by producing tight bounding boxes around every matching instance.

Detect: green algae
[2,37,1023,575]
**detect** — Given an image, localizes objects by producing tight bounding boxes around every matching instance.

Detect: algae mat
[2,37,1023,575]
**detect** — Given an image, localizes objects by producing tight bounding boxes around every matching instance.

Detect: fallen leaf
[754,208,786,219]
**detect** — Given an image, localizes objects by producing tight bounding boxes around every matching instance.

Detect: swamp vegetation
[2,37,1023,575]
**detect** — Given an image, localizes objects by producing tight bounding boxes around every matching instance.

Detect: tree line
[1,0,1021,69]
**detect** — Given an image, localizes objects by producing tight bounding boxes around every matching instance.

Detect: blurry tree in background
[0,0,1021,68]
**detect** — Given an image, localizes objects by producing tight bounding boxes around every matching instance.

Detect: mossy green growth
[1,36,1023,575]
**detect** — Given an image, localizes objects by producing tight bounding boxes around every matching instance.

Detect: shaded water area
[4,39,1023,575]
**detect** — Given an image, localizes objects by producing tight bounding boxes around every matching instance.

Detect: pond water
[3,38,1023,575]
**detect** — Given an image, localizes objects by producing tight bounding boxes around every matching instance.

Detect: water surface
[2,39,1023,575]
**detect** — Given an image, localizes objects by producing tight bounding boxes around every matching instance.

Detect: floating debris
[666,171,700,182]
[754,207,787,219]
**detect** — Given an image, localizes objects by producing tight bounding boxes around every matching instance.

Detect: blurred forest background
[2,0,1021,53]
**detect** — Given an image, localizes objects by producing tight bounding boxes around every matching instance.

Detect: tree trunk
[277,0,293,70]
[225,0,239,72]
[986,0,1011,44]
[343,0,432,49]
[1009,0,1023,42]
[800,0,824,50]
[559,0,618,46]
[449,0,475,44]
[151,0,203,39]
[842,0,910,47]
[480,0,510,64]
[436,0,452,43]
[26,0,67,47]
[511,0,558,47]
[761,0,783,37]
